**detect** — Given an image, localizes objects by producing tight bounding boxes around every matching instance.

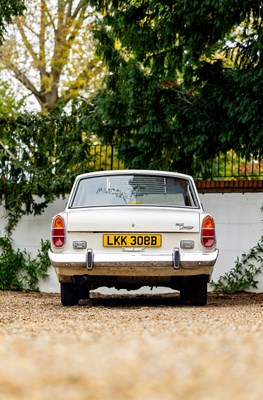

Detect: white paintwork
[66,207,201,232]
[0,192,262,292]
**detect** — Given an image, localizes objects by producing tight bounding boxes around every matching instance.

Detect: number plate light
[73,241,87,250]
[180,240,195,249]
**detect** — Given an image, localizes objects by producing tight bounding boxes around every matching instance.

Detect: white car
[48,170,218,306]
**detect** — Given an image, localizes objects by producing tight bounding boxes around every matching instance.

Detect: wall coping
[195,179,263,193]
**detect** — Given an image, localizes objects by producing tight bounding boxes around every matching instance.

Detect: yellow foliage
[0,0,105,112]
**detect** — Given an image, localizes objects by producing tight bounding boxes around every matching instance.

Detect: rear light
[52,215,65,248]
[201,215,216,248]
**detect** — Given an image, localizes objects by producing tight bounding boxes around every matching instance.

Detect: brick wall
[195,179,263,193]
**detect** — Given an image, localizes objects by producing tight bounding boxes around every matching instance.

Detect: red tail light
[52,215,65,248]
[201,215,216,248]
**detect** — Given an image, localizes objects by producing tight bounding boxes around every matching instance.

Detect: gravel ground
[0,290,263,400]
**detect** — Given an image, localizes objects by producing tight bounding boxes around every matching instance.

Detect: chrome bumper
[49,249,218,276]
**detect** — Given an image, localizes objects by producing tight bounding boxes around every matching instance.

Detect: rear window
[70,174,199,208]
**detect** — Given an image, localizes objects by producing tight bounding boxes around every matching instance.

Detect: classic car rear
[48,170,218,306]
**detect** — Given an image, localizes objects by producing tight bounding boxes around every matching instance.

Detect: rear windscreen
[70,174,199,208]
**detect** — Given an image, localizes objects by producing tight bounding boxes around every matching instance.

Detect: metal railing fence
[88,144,263,180]
[88,144,124,171]
[193,151,263,180]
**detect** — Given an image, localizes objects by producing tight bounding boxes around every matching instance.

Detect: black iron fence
[88,144,263,180]
[88,144,124,171]
[193,151,263,180]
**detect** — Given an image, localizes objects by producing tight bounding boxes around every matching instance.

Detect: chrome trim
[49,249,218,270]
[86,249,93,270]
[173,248,180,269]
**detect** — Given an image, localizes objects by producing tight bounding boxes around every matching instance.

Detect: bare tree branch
[39,0,47,75]
[52,5,87,81]
[16,22,39,66]
[9,63,43,106]
[66,0,74,19]
[57,0,66,30]
[71,0,86,20]
[0,140,17,160]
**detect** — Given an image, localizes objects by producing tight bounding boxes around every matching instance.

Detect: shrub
[210,206,263,294]
[0,236,50,291]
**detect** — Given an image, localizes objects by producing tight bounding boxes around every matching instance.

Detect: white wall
[0,197,68,293]
[0,192,262,293]
[200,192,263,291]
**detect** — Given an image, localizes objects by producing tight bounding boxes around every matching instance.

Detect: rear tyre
[189,276,208,306]
[61,282,79,306]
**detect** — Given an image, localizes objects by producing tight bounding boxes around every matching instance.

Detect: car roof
[75,170,194,181]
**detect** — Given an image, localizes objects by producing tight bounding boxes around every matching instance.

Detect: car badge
[176,223,194,230]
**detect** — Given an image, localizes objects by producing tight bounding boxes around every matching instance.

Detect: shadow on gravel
[86,293,181,308]
[1,290,262,309]
[202,292,263,308]
[76,292,263,309]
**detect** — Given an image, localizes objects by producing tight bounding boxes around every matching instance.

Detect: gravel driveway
[0,290,263,400]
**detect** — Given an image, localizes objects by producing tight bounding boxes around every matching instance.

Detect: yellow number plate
[103,234,162,247]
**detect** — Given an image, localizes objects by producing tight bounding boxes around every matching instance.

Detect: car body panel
[48,170,218,304]
[66,206,201,233]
